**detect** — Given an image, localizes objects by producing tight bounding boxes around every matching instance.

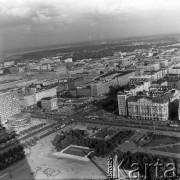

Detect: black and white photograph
[0,0,180,179]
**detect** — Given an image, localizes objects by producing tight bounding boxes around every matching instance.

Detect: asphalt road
[77,119,180,137]
[0,122,58,153]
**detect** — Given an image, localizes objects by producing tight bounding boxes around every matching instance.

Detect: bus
[169,123,180,127]
[87,116,99,119]
[61,124,66,128]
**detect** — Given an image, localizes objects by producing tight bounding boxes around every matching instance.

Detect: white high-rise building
[0,90,21,125]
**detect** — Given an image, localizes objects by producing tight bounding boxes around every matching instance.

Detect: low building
[41,97,58,110]
[53,144,93,162]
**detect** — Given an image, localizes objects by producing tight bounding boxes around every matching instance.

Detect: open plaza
[1,121,180,179]
[0,124,107,180]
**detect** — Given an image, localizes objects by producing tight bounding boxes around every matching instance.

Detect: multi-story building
[76,86,91,97]
[90,79,116,96]
[54,65,68,75]
[117,92,129,116]
[57,82,68,92]
[3,61,15,67]
[0,90,21,125]
[114,71,136,86]
[71,72,93,78]
[41,97,58,110]
[164,74,180,90]
[0,79,28,90]
[144,69,167,81]
[127,96,169,121]
[99,71,120,81]
[127,81,151,96]
[129,75,152,85]
[67,77,93,90]
[169,67,180,74]
[17,79,37,87]
[143,63,160,72]
[40,63,51,70]
[35,87,57,102]
[160,60,169,68]
[19,94,37,108]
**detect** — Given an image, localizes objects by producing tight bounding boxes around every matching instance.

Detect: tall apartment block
[0,90,21,125]
[117,92,129,116]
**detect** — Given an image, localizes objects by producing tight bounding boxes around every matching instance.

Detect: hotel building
[127,96,169,121]
[0,90,21,125]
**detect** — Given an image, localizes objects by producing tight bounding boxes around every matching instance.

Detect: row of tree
[0,133,17,145]
[0,145,25,171]
[52,129,134,157]
[19,122,46,135]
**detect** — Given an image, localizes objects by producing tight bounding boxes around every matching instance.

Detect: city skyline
[1,0,180,51]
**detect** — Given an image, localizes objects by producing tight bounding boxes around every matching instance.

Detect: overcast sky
[0,0,180,51]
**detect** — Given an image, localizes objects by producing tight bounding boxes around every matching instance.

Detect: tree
[3,68,10,74]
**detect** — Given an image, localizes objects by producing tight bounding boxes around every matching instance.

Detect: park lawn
[153,145,180,154]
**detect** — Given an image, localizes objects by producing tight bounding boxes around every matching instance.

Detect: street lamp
[153,121,156,132]
[9,167,12,178]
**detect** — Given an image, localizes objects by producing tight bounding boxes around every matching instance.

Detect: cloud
[1,0,180,50]
[1,0,180,28]
[0,0,72,28]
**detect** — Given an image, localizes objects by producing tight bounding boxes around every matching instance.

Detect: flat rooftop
[0,79,24,84]
[63,146,90,157]
[100,70,134,78]
[41,97,57,100]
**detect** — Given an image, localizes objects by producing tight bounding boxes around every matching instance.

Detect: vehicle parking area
[15,118,48,134]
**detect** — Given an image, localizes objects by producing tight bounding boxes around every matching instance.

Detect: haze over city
[1,0,180,51]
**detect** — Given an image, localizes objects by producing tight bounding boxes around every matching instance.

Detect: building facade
[35,87,57,102]
[117,93,129,116]
[0,90,21,125]
[114,71,136,86]
[0,79,28,90]
[76,86,91,97]
[90,79,116,96]
[67,77,93,90]
[127,96,169,121]
[41,97,58,110]
[19,94,37,108]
